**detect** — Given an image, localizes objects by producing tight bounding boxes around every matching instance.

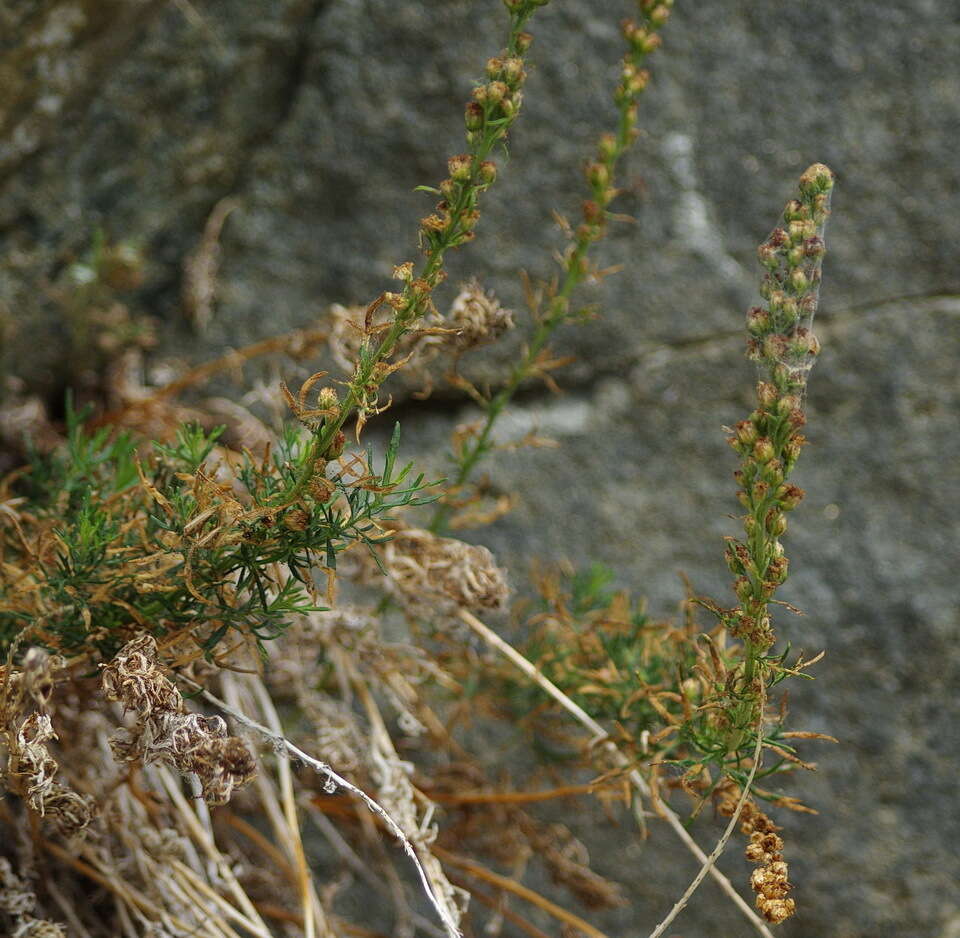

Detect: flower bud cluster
[725,166,833,650]
[417,40,531,277]
[571,3,670,259]
[745,163,834,396]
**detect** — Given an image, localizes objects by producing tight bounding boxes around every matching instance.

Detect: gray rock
[2,1,958,935]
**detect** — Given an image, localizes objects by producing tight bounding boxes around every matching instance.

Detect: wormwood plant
[0,2,838,937]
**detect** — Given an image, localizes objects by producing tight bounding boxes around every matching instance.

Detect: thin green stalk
[721,163,835,751]
[429,1,674,533]
[267,0,553,511]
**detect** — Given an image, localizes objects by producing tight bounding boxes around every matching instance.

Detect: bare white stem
[179,674,463,938]
[646,693,766,938]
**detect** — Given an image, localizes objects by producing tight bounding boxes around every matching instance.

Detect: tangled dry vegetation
[0,2,837,936]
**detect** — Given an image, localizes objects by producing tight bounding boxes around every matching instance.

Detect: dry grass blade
[432,846,610,938]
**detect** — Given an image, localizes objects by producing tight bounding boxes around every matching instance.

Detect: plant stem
[429,5,671,533]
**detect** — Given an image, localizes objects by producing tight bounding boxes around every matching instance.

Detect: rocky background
[2,1,959,936]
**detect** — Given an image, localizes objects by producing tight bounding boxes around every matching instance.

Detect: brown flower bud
[777,484,805,510]
[448,154,473,182]
[284,508,310,531]
[464,102,484,131]
[485,81,508,104]
[649,4,671,25]
[586,161,610,189]
[514,31,533,53]
[753,438,775,463]
[765,509,787,536]
[757,242,780,269]
[746,306,770,335]
[756,382,778,408]
[789,268,809,293]
[782,199,807,222]
[501,57,525,86]
[479,160,497,185]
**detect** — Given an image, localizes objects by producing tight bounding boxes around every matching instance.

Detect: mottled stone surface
[2,1,959,936]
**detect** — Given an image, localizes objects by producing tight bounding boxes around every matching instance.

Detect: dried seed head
[447,278,514,351]
[353,522,509,616]
[102,636,256,804]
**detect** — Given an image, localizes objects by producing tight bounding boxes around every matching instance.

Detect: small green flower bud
[777,484,805,510]
[788,220,806,243]
[734,576,754,602]
[515,31,533,53]
[500,93,522,118]
[448,154,473,182]
[757,382,778,408]
[779,296,799,327]
[746,306,770,335]
[776,393,802,416]
[485,81,508,105]
[784,434,805,465]
[798,162,835,196]
[464,102,484,131]
[501,57,525,86]
[763,334,788,361]
[478,160,497,185]
[765,509,787,536]
[757,243,780,269]
[586,161,610,189]
[812,192,831,222]
[649,3,671,25]
[597,133,618,162]
[753,437,775,463]
[737,489,751,508]
[763,459,784,486]
[789,268,809,293]
[736,420,758,445]
[768,290,786,312]
[759,275,775,300]
[783,199,807,222]
[787,245,804,266]
[486,56,504,79]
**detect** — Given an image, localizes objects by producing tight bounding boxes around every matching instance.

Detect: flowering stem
[267,1,553,510]
[429,0,674,534]
[722,163,835,751]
